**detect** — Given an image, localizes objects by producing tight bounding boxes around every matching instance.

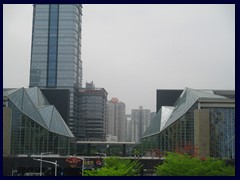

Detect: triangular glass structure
[26,87,49,107]
[161,88,226,131]
[8,88,47,128]
[7,88,24,110]
[142,106,173,138]
[39,106,74,137]
[142,88,228,139]
[6,87,74,138]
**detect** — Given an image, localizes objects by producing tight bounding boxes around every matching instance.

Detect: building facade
[29,4,83,136]
[156,89,183,112]
[126,114,132,142]
[131,106,151,143]
[106,98,126,142]
[142,88,235,159]
[78,82,108,141]
[3,87,74,156]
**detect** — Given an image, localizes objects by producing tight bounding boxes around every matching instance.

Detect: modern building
[40,88,70,124]
[78,82,108,141]
[131,106,151,143]
[106,98,126,142]
[29,4,83,136]
[126,114,132,142]
[106,134,118,142]
[142,88,235,159]
[106,100,115,136]
[156,89,183,112]
[3,87,74,156]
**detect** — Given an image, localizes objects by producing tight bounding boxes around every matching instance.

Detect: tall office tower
[126,114,132,142]
[107,98,126,142]
[106,101,115,136]
[79,82,108,141]
[131,106,151,143]
[29,4,83,136]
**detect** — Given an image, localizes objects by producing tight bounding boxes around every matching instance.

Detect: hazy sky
[3,4,235,113]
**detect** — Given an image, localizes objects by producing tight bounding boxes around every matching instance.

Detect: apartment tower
[107,98,126,142]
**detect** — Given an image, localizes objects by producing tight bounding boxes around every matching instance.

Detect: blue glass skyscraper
[29,4,83,137]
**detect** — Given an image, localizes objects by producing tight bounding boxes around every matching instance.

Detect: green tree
[84,156,143,176]
[155,152,235,176]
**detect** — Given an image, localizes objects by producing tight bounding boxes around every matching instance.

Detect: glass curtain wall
[207,107,235,159]
[9,101,71,155]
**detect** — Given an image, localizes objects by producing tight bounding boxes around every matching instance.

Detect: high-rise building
[126,114,132,142]
[29,4,83,136]
[107,98,126,142]
[106,101,115,136]
[131,106,151,143]
[78,82,108,141]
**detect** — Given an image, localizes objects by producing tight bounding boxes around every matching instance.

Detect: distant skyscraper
[107,98,126,142]
[79,82,108,141]
[29,4,83,136]
[106,101,115,136]
[131,106,151,142]
[126,114,132,142]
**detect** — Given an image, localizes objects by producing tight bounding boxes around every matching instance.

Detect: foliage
[133,145,142,155]
[155,152,235,176]
[108,147,122,155]
[84,156,143,176]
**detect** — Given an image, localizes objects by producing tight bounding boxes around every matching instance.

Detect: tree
[84,156,143,176]
[155,152,235,176]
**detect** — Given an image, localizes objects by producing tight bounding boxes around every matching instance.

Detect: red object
[66,157,82,168]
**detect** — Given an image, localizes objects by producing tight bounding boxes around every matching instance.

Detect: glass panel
[47,5,59,87]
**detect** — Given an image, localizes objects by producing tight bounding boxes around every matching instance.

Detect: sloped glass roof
[142,110,161,138]
[7,88,24,111]
[142,106,173,138]
[160,106,174,131]
[142,88,227,139]
[39,106,74,137]
[161,88,226,131]
[26,87,49,107]
[38,105,54,128]
[5,87,74,138]
[7,88,47,129]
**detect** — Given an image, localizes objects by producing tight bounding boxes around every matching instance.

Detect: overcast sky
[3,4,235,113]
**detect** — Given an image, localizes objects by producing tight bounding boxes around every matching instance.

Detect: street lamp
[40,152,52,176]
[33,158,59,176]
[76,157,84,176]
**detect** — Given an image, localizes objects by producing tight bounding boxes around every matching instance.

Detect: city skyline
[3,4,235,113]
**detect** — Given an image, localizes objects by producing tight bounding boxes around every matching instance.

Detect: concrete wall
[194,109,210,158]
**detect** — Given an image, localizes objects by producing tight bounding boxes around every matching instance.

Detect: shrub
[84,156,143,176]
[155,152,235,176]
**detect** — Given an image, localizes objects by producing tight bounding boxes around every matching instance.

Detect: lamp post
[55,160,58,176]
[33,158,59,176]
[40,152,51,176]
[77,157,84,176]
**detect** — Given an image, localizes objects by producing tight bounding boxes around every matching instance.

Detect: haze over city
[3,4,235,176]
[3,4,235,113]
